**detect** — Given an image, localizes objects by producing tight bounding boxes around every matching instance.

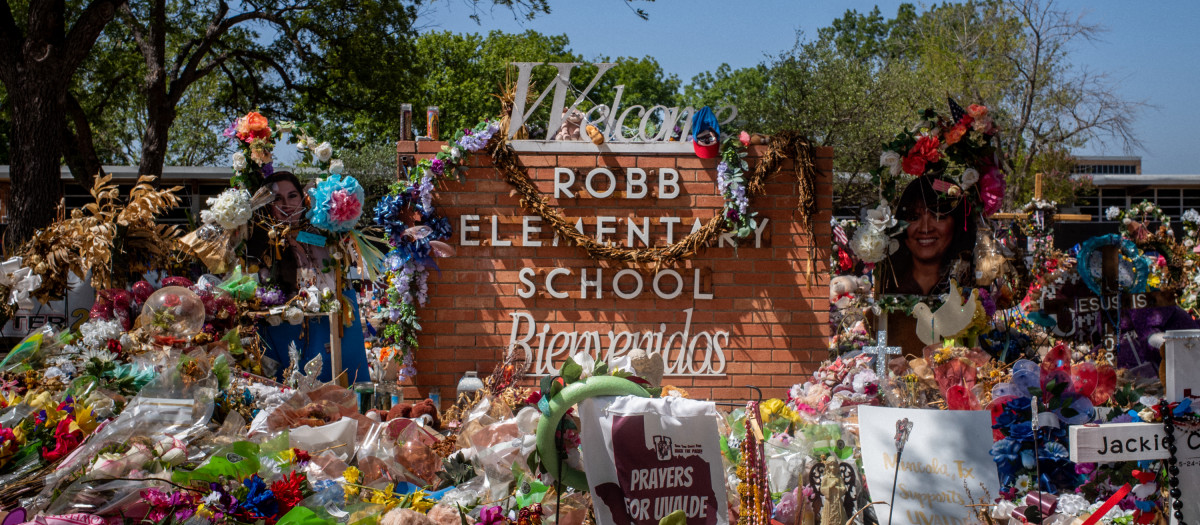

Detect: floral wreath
[1181,209,1200,249]
[1076,234,1149,296]
[1105,200,1172,241]
[874,99,1004,218]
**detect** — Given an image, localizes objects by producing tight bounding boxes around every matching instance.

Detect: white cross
[863,330,902,378]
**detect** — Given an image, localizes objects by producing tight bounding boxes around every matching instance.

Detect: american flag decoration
[948,97,967,123]
[833,220,848,245]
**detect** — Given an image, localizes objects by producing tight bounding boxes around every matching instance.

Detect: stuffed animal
[385,398,441,429]
[829,275,868,309]
[554,108,585,141]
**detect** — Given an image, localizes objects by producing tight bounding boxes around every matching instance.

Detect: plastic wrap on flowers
[307,175,365,233]
[30,354,218,515]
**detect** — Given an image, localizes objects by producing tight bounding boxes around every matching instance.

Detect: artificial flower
[232,152,248,171]
[201,188,253,230]
[329,159,345,175]
[307,174,365,233]
[236,112,270,143]
[960,168,980,188]
[314,142,334,163]
[880,150,902,177]
[903,135,941,175]
[944,122,968,146]
[979,168,1005,216]
[850,224,891,264]
[864,202,897,230]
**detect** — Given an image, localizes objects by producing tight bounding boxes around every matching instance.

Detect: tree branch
[62,0,126,74]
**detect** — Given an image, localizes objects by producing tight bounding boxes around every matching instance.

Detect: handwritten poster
[859,406,1000,525]
[579,396,728,525]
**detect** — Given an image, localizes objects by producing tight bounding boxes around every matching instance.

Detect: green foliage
[680,1,1133,214]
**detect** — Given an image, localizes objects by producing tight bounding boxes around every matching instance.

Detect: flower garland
[372,120,500,376]
[485,130,820,266]
[716,136,757,237]
[1107,200,1172,242]
[874,101,1004,217]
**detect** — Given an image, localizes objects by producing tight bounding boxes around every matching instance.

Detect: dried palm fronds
[21,174,183,301]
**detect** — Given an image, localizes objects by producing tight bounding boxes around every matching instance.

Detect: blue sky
[419,0,1200,174]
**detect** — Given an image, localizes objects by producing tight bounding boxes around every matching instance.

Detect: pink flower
[979,168,1005,217]
[328,189,362,223]
[739,131,751,146]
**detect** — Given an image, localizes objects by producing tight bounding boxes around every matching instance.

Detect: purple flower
[429,158,445,176]
[261,162,274,177]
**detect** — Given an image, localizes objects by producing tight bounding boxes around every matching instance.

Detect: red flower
[292,448,311,464]
[902,135,941,176]
[944,122,968,146]
[901,154,927,176]
[967,104,988,119]
[911,135,941,162]
[42,418,83,462]
[270,470,306,513]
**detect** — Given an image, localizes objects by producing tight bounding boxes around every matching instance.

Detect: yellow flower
[278,449,296,464]
[343,467,362,502]
[405,490,435,513]
[367,483,399,509]
[197,505,214,519]
[70,405,99,435]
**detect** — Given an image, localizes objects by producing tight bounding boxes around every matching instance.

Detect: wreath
[1106,200,1172,242]
[1076,234,1149,296]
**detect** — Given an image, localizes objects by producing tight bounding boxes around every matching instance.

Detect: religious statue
[819,455,846,525]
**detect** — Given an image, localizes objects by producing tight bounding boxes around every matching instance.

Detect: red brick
[397,141,833,400]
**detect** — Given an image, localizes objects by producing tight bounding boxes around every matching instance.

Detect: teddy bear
[553,107,585,141]
[385,398,441,429]
[829,275,868,310]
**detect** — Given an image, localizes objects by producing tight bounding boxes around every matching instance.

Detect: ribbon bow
[1011,491,1057,524]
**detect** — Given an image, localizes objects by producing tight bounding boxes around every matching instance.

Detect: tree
[995,0,1142,205]
[0,0,128,243]
[3,0,657,246]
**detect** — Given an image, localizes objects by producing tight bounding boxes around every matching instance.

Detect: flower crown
[876,99,1005,217]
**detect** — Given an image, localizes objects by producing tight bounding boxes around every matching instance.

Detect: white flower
[450,147,462,160]
[960,168,980,188]
[1105,206,1121,221]
[879,150,902,177]
[231,152,247,171]
[201,188,253,230]
[1184,209,1200,224]
[313,142,333,163]
[329,159,345,175]
[81,347,116,363]
[850,225,890,264]
[569,352,595,379]
[1014,474,1032,492]
[1123,217,1132,225]
[79,318,123,350]
[864,202,897,231]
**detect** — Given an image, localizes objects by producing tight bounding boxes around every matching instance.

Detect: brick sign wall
[396,140,833,402]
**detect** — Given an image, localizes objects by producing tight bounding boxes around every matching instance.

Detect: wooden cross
[991,173,1093,222]
[862,330,902,377]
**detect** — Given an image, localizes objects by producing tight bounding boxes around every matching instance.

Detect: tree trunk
[136,108,174,179]
[62,93,103,189]
[6,81,66,247]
